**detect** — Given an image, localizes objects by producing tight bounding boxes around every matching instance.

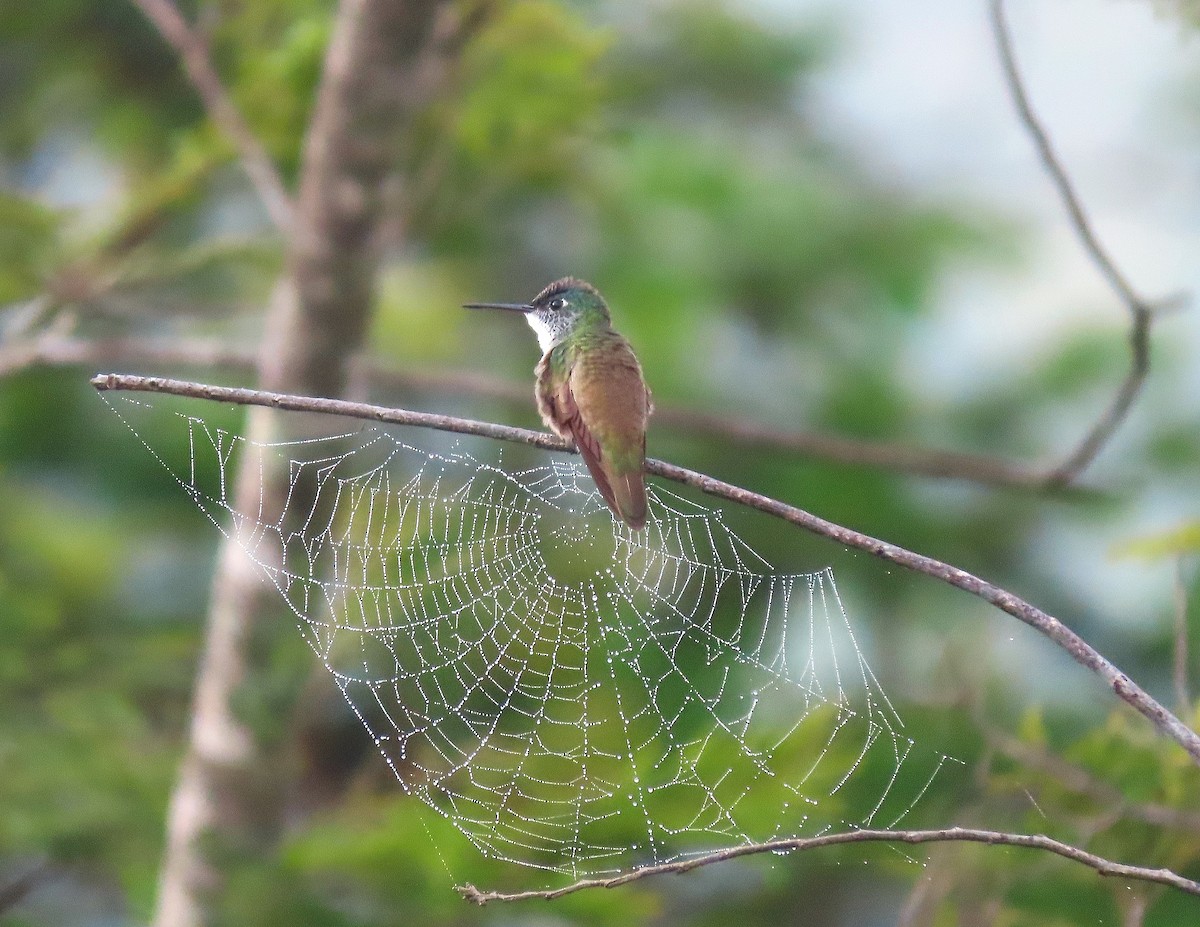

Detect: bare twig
[131,0,295,231]
[0,335,251,380]
[90,373,1200,766]
[1121,891,1150,927]
[450,826,1200,904]
[0,860,53,915]
[1175,558,1192,714]
[654,406,1052,489]
[990,0,1146,309]
[989,0,1168,488]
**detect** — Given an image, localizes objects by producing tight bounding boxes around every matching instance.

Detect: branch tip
[990,0,1172,487]
[131,0,294,231]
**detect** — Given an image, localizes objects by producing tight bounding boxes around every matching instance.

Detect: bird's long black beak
[463,301,535,313]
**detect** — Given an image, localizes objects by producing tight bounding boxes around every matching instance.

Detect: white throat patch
[525,312,562,355]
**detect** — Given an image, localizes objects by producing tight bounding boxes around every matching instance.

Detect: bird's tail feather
[610,469,647,530]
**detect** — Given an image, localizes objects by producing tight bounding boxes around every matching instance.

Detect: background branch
[1175,559,1193,715]
[0,861,53,917]
[1,333,1065,491]
[454,826,1200,904]
[90,373,1200,767]
[132,0,295,232]
[989,0,1172,488]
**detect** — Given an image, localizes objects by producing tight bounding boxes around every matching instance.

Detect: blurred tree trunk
[151,2,471,924]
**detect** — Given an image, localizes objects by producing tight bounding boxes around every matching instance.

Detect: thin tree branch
[131,0,295,232]
[1121,891,1150,927]
[380,369,1068,491]
[2,333,1063,491]
[1175,558,1192,715]
[989,0,1172,488]
[89,373,1200,767]
[92,371,567,447]
[0,860,53,916]
[0,335,241,380]
[659,408,1057,490]
[451,826,1200,904]
[990,0,1145,309]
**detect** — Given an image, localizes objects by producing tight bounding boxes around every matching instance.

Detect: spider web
[103,393,953,878]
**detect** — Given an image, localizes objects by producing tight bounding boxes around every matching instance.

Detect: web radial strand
[104,394,951,877]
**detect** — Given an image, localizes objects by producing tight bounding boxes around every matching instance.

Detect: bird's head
[465,277,610,353]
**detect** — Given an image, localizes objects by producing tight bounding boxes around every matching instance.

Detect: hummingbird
[465,277,653,530]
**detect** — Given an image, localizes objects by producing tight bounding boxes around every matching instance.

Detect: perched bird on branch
[466,277,653,529]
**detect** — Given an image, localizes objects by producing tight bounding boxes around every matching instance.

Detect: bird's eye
[549,297,566,311]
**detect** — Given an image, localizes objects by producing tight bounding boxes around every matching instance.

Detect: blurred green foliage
[1,1,1198,925]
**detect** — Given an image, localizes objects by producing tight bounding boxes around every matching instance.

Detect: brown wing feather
[570,339,650,529]
[608,468,647,530]
[559,377,623,519]
[536,337,650,529]
[535,351,622,516]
